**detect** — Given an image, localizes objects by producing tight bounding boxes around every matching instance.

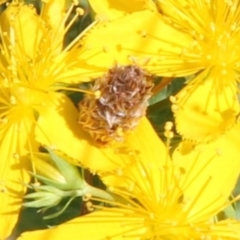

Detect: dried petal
[78,65,153,144]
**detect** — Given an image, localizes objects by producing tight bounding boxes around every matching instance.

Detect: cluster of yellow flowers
[1,0,240,239]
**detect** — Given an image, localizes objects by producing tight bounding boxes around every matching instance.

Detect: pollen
[82,193,92,201]
[76,7,84,16]
[78,65,153,145]
[86,201,94,211]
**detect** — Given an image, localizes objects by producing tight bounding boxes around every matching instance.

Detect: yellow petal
[0,3,44,58]
[18,211,145,240]
[18,212,240,240]
[159,1,203,34]
[35,93,128,172]
[42,0,65,32]
[78,10,195,78]
[51,54,108,83]
[102,117,170,190]
[173,68,239,142]
[89,0,156,20]
[41,0,66,53]
[173,122,240,222]
[0,118,37,239]
[206,220,240,239]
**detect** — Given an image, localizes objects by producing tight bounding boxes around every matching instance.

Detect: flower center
[6,82,48,119]
[10,85,33,106]
[9,82,47,109]
[202,23,240,69]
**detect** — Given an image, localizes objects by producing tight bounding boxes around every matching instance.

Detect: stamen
[93,90,101,99]
[164,121,174,148]
[53,86,96,95]
[63,20,98,53]
[82,193,92,201]
[86,201,94,211]
[64,7,84,36]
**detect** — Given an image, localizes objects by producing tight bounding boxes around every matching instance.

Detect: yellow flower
[18,119,240,240]
[0,1,111,238]
[79,0,240,142]
[88,0,156,20]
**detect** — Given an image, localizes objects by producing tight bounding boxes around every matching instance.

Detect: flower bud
[23,185,63,208]
[31,148,85,190]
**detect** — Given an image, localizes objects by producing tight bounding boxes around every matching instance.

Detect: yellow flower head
[157,0,240,142]
[19,119,240,240]
[0,1,105,238]
[79,0,240,142]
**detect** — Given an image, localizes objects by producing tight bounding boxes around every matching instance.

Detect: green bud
[23,185,63,209]
[24,150,121,219]
[31,148,85,190]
